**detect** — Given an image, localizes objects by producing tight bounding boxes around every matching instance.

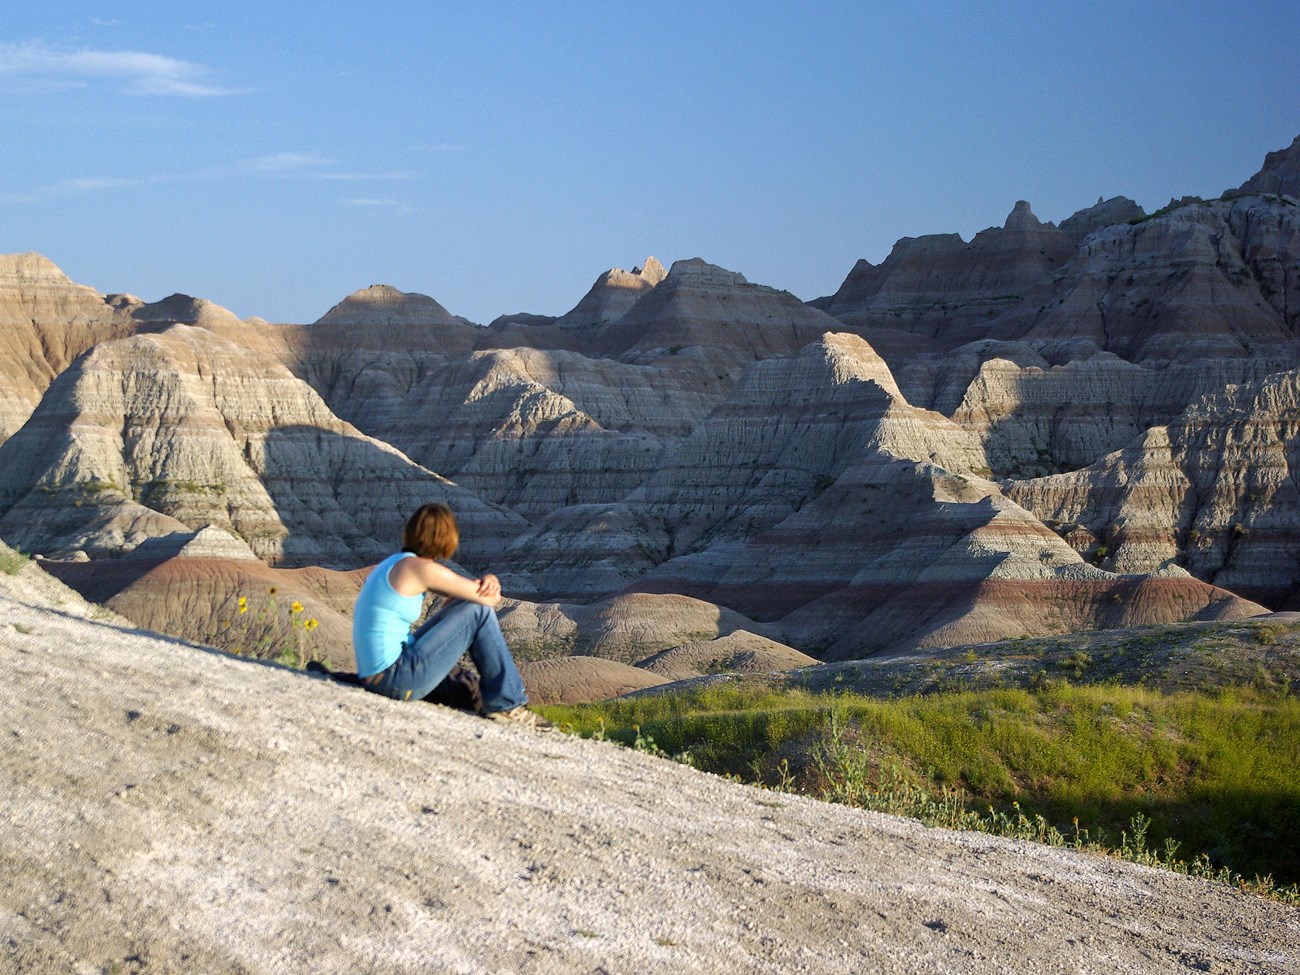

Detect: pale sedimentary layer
[554,256,667,326]
[0,324,524,568]
[0,252,258,441]
[1006,367,1300,607]
[314,283,464,327]
[2,137,1299,660]
[0,252,138,441]
[309,345,724,516]
[637,454,1264,658]
[498,591,779,664]
[507,331,987,595]
[989,196,1300,361]
[948,350,1298,477]
[814,191,1300,367]
[635,630,819,681]
[592,257,850,360]
[811,201,1085,353]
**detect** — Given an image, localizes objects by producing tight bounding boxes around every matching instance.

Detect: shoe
[485,705,553,731]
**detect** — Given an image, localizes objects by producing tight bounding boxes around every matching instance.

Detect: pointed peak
[554,258,668,326]
[1004,200,1041,230]
[1232,133,1300,199]
[634,256,667,283]
[599,257,668,292]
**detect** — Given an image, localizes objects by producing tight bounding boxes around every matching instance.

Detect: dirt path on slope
[1,590,1297,975]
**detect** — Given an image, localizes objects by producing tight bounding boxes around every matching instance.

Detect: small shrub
[1254,623,1285,646]
[1060,651,1093,678]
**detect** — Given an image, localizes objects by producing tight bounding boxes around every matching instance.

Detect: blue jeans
[367,601,528,714]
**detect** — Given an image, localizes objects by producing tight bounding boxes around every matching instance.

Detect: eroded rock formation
[1006,367,1300,608]
[315,283,466,327]
[555,257,667,326]
[1230,133,1300,200]
[0,324,524,567]
[4,135,1300,672]
[810,202,1080,355]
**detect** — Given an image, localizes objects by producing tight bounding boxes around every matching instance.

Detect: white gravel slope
[1,590,1297,975]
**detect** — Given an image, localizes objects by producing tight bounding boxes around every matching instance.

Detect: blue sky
[2,2,1298,324]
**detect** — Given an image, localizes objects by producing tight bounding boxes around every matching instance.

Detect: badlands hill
[1,136,1299,679]
[2,565,1297,974]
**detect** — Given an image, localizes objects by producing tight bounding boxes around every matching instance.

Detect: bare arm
[388,556,503,607]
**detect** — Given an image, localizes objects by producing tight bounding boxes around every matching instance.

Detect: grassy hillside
[542,681,1300,893]
[789,616,1300,698]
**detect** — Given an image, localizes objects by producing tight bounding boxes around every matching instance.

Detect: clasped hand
[476,573,502,603]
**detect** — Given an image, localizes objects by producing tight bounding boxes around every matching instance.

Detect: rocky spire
[1003,200,1042,231]
[1230,133,1300,199]
[555,257,667,327]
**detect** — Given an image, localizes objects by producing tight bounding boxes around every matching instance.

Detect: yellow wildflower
[237,596,248,614]
[304,618,319,631]
[290,600,304,614]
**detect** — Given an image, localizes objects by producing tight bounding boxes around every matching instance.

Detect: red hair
[402,503,459,559]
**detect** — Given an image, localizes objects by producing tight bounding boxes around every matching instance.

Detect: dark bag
[307,660,483,714]
[421,662,483,713]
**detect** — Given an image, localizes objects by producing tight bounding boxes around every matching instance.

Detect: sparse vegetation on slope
[220,587,322,668]
[791,617,1300,698]
[542,681,1300,895]
[0,541,28,575]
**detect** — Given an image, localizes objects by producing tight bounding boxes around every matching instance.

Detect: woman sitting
[351,502,550,730]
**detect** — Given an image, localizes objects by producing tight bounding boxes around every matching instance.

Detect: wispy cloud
[420,143,466,154]
[316,169,416,182]
[0,40,242,96]
[61,176,150,192]
[238,152,337,174]
[235,153,415,181]
[2,152,418,203]
[343,197,415,214]
[0,171,187,203]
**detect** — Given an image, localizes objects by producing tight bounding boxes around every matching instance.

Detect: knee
[454,600,496,625]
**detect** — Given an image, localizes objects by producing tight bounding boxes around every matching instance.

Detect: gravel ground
[1,588,1297,975]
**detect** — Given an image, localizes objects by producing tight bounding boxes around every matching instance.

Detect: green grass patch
[0,545,29,576]
[541,682,1300,897]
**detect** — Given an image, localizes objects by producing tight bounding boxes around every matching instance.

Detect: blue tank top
[352,552,424,676]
